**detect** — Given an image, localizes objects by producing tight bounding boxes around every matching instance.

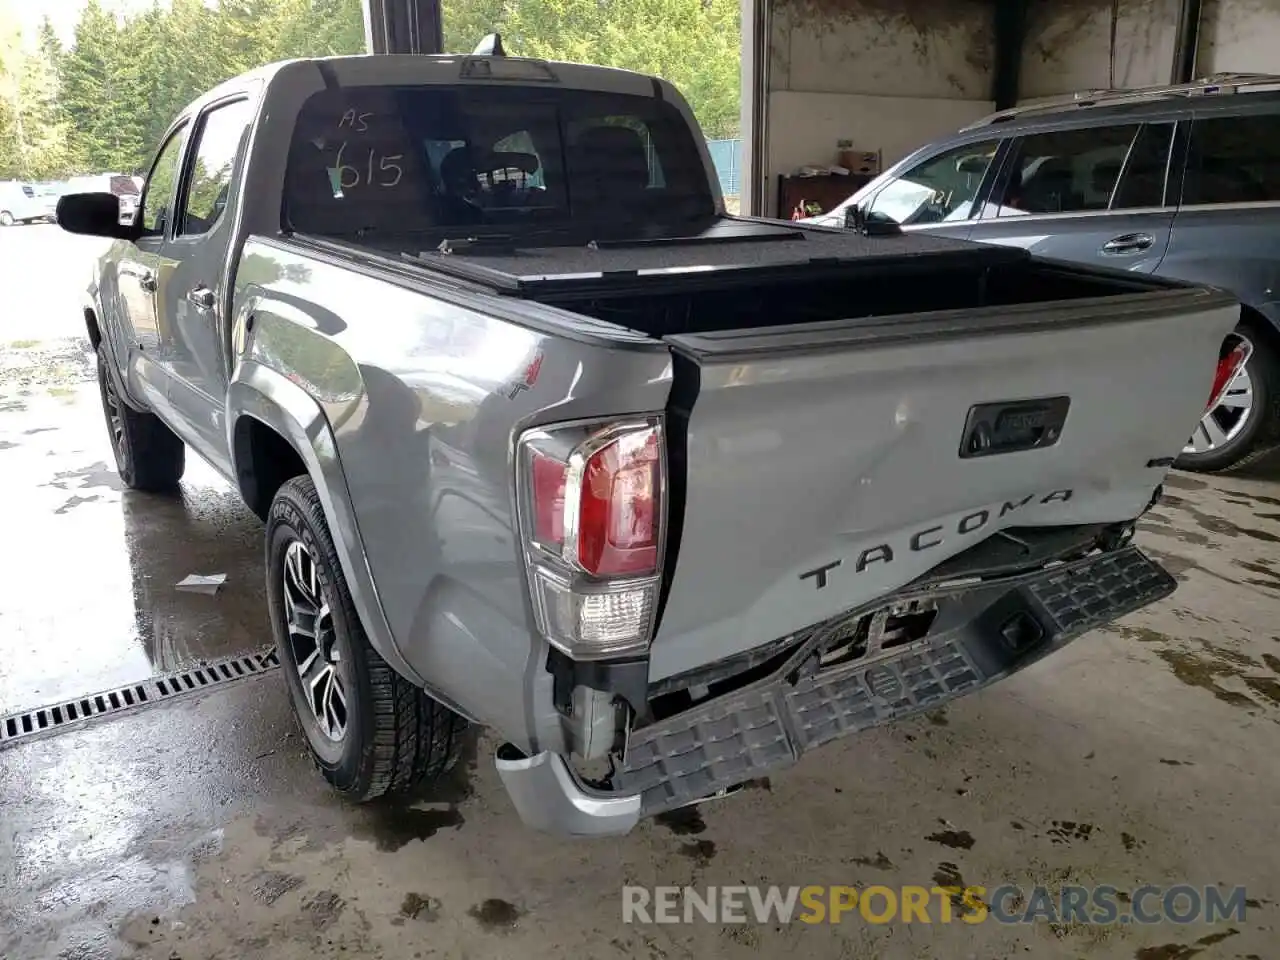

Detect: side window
[1183,114,1280,205]
[140,124,189,235]
[179,100,253,237]
[868,139,1000,225]
[1112,123,1174,209]
[993,124,1141,217]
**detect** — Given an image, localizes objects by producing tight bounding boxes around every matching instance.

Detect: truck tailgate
[650,287,1237,681]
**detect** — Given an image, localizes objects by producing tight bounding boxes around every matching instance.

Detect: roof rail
[962,71,1280,131]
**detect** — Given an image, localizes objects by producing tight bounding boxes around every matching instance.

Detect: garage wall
[1019,0,1180,98]
[1019,0,1280,103]
[1198,0,1280,74]
[760,0,996,215]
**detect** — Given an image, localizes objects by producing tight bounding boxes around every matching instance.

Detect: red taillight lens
[577,430,660,577]
[531,452,567,546]
[519,420,665,658]
[1206,343,1249,414]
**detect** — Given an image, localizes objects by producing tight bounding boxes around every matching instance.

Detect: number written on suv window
[867,139,1001,225]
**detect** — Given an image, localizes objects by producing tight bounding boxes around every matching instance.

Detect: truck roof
[188,53,676,121]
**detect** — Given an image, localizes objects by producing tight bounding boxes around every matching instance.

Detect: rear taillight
[1206,341,1251,414]
[518,419,666,659]
[530,452,567,545]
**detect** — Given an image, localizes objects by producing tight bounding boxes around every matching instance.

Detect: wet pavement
[0,339,268,715]
[2,224,1280,959]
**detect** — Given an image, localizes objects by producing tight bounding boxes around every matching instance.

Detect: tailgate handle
[960,397,1070,459]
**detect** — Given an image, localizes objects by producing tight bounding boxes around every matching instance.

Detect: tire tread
[96,349,184,491]
[272,476,466,802]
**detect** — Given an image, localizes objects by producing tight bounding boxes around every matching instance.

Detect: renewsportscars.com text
[622,884,1253,926]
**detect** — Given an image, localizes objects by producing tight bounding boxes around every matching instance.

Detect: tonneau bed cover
[406,218,1031,299]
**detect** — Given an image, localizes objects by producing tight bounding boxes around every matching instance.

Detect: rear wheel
[1176,324,1280,473]
[266,476,468,801]
[0,211,13,226]
[96,348,185,491]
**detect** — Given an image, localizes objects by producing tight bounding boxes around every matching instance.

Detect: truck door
[115,122,189,411]
[967,122,1175,274]
[153,97,254,473]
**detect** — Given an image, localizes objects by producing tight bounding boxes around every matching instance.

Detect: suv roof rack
[961,71,1280,131]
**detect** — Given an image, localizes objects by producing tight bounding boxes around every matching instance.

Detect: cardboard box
[837,148,881,177]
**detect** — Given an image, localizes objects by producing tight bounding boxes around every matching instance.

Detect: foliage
[0,13,74,178]
[0,0,738,181]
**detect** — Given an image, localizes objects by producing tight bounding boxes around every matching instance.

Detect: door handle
[186,286,216,311]
[1101,233,1154,255]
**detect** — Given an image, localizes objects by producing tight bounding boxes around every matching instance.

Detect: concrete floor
[2,224,1280,959]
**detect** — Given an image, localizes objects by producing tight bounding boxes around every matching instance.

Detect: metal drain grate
[0,646,280,749]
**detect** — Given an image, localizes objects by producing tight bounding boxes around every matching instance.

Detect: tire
[266,475,468,801]
[1176,323,1280,473]
[0,211,13,226]
[96,348,185,491]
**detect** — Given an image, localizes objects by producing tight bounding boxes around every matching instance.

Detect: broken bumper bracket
[495,545,1174,834]
[614,545,1175,817]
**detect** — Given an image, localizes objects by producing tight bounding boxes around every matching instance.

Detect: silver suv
[808,73,1280,472]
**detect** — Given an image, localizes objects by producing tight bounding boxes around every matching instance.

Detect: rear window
[110,175,139,196]
[21,185,34,197]
[1183,113,1280,205]
[283,84,713,238]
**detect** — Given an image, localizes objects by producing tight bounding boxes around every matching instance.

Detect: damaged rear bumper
[496,545,1174,836]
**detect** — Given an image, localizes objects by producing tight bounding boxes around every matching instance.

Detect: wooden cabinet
[776,172,874,219]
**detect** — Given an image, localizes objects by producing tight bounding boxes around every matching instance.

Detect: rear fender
[228,361,457,702]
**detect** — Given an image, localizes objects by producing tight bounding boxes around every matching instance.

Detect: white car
[0,182,56,226]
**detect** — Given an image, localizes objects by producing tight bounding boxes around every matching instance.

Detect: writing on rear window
[283,84,713,236]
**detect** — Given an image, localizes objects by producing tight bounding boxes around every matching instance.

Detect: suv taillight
[518,419,666,659]
[1205,341,1251,414]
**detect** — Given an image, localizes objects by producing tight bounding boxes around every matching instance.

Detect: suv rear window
[1184,114,1280,205]
[283,84,713,238]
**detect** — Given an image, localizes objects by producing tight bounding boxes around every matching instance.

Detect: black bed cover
[404,217,1030,301]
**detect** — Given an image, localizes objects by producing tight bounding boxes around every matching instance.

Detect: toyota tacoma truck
[57,47,1240,836]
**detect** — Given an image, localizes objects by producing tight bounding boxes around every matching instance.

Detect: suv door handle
[1101,233,1154,255]
[186,286,216,311]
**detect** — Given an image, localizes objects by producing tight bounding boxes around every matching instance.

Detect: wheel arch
[228,362,428,689]
[1238,303,1280,358]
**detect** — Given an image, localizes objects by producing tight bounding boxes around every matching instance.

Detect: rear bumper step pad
[614,546,1174,815]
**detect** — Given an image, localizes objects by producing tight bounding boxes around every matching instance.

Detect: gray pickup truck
[58,49,1238,836]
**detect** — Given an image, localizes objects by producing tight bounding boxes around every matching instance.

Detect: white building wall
[752,0,1280,215]
[1199,0,1280,74]
[1019,0,1280,103]
[760,0,996,215]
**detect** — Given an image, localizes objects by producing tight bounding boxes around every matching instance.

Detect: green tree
[0,12,74,178]
[38,0,738,178]
[443,0,741,139]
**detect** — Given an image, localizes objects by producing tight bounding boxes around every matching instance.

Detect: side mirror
[56,192,137,239]
[844,204,902,236]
